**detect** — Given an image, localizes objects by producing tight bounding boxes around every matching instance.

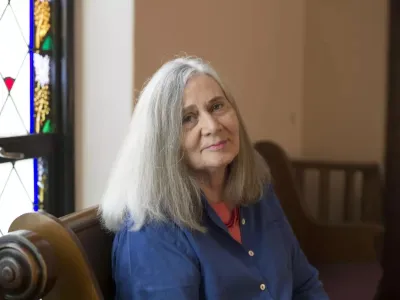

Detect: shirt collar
[201,193,231,233]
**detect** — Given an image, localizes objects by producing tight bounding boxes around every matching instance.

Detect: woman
[100,57,329,299]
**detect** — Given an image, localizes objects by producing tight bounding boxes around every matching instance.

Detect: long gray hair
[100,57,270,232]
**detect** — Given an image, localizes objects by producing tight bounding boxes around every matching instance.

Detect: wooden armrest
[306,223,384,264]
[0,211,102,300]
[0,230,57,299]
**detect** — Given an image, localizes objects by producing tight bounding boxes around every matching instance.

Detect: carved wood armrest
[0,211,103,300]
[306,223,384,264]
[0,230,57,299]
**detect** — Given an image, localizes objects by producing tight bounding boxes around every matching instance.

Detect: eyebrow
[208,96,226,104]
[182,96,226,112]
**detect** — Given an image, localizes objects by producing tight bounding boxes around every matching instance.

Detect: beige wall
[135,0,387,164]
[72,1,388,212]
[135,0,388,222]
[302,0,388,165]
[135,0,305,157]
[301,0,388,221]
[74,1,134,209]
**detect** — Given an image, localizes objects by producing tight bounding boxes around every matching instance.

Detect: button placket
[239,207,247,247]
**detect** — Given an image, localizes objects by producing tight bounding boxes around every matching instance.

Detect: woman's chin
[203,157,235,171]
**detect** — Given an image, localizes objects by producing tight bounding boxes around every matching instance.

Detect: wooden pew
[254,140,383,263]
[292,158,383,223]
[255,140,384,299]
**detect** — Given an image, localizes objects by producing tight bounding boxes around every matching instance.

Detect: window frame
[0,0,75,218]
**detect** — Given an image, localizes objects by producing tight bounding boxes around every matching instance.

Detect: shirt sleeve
[269,187,329,300]
[122,224,201,299]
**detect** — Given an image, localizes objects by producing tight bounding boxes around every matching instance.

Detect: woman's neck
[197,168,226,204]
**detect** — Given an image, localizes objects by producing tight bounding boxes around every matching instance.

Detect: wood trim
[0,134,57,163]
[60,206,100,233]
[292,159,378,171]
[47,0,75,217]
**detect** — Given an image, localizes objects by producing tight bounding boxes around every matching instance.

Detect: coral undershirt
[210,202,242,244]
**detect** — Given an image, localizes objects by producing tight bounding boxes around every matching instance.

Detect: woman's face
[181,74,240,175]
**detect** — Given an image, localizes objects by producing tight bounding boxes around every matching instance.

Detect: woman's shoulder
[114,218,193,254]
[256,183,286,221]
[112,220,200,297]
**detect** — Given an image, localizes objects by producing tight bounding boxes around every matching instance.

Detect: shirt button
[248,250,254,256]
[241,218,246,225]
[260,283,266,291]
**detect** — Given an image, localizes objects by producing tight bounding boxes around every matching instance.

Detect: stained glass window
[0,0,53,235]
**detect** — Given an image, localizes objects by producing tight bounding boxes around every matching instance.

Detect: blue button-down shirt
[112,185,329,299]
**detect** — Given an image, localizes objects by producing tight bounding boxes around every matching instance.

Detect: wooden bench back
[292,159,383,223]
[254,140,383,264]
[60,207,115,299]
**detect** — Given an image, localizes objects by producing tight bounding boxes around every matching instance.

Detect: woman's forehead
[183,74,225,106]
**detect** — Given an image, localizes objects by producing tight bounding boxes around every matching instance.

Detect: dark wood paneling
[378,0,400,298]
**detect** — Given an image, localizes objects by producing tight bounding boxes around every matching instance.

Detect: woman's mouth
[206,140,227,151]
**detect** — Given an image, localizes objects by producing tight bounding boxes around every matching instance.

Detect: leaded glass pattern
[0,159,35,235]
[0,0,53,235]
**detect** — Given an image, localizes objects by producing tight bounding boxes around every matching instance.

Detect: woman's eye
[212,103,224,111]
[183,115,194,124]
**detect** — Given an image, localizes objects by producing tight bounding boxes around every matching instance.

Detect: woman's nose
[200,113,221,135]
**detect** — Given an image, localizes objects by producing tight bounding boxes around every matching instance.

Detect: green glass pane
[42,35,53,51]
[42,119,52,133]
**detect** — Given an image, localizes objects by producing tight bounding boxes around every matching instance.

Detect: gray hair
[99,57,270,232]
